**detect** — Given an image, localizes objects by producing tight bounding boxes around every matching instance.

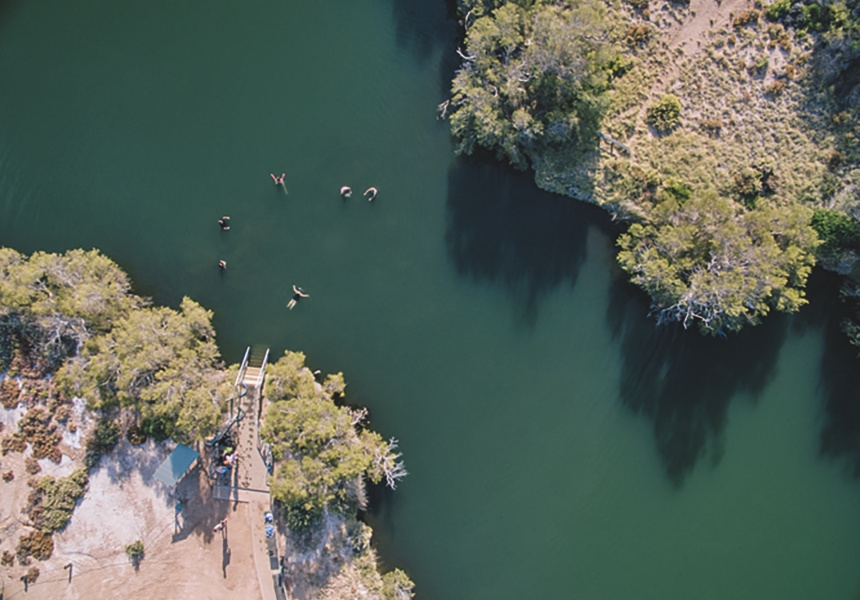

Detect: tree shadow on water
[389,0,462,104]
[445,157,609,327]
[798,268,860,477]
[606,273,789,486]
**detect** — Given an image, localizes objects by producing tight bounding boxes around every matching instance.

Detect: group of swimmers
[340,185,377,201]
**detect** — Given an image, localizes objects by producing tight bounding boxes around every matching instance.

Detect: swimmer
[364,187,377,201]
[269,173,285,186]
[286,284,309,310]
[218,216,230,230]
[340,186,352,198]
[218,260,227,270]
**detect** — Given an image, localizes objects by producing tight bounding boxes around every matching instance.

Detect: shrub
[25,457,41,475]
[811,209,860,252]
[27,468,89,533]
[126,424,147,446]
[733,9,760,27]
[0,550,13,566]
[24,566,40,584]
[646,95,682,132]
[0,378,20,409]
[700,119,723,134]
[626,24,652,46]
[16,530,54,561]
[84,418,120,470]
[733,167,762,204]
[125,539,144,568]
[765,80,786,95]
[2,470,13,482]
[764,0,790,21]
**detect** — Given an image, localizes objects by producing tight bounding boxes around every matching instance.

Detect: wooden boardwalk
[213,348,286,600]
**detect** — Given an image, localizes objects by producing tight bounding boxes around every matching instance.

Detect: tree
[262,352,406,527]
[0,248,144,367]
[56,297,228,442]
[617,188,819,334]
[449,0,615,168]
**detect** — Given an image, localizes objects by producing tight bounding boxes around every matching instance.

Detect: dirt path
[0,440,263,600]
[633,0,752,133]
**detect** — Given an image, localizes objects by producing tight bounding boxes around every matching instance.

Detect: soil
[0,419,263,600]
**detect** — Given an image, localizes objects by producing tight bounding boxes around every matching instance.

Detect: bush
[27,468,89,533]
[646,95,682,132]
[84,418,120,470]
[765,80,786,95]
[24,566,40,584]
[125,539,144,568]
[811,209,860,252]
[625,24,652,46]
[25,456,41,475]
[733,9,760,27]
[764,0,790,21]
[0,550,13,566]
[16,530,54,561]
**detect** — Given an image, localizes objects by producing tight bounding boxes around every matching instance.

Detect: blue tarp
[153,444,200,487]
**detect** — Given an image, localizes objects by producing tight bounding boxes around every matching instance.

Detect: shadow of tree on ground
[606,271,789,485]
[446,157,613,327]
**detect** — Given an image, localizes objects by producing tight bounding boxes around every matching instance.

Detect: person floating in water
[218,216,230,230]
[218,259,227,270]
[340,186,352,198]
[364,187,377,201]
[287,284,309,310]
[270,173,286,186]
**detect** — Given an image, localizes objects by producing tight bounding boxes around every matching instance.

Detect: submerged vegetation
[448,0,860,336]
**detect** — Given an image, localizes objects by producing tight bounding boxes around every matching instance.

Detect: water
[2,1,860,598]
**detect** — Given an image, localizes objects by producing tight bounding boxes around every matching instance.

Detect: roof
[153,444,200,487]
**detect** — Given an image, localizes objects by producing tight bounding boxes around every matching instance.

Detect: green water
[2,1,860,598]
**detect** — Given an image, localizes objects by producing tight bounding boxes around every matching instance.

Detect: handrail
[235,346,250,388]
[257,348,270,389]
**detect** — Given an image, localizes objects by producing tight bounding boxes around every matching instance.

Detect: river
[1,0,859,598]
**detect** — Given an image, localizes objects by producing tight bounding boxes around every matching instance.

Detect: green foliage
[764,0,790,21]
[810,209,860,253]
[382,569,416,600]
[645,94,682,132]
[57,297,228,443]
[450,0,616,168]
[263,352,404,527]
[28,468,89,533]
[617,190,819,334]
[125,539,144,560]
[84,418,121,469]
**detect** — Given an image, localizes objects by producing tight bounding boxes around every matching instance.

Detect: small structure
[154,443,200,489]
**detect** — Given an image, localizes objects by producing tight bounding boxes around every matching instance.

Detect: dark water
[2,1,860,598]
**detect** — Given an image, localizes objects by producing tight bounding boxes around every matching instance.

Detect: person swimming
[287,284,309,310]
[270,173,285,185]
[340,186,352,198]
[218,216,230,230]
[364,187,377,201]
[218,260,227,270]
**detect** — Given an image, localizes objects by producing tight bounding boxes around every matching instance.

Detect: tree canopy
[617,188,819,333]
[449,0,615,169]
[56,297,228,442]
[262,351,405,527]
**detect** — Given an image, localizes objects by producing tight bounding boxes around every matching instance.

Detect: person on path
[287,284,309,310]
[213,518,227,534]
